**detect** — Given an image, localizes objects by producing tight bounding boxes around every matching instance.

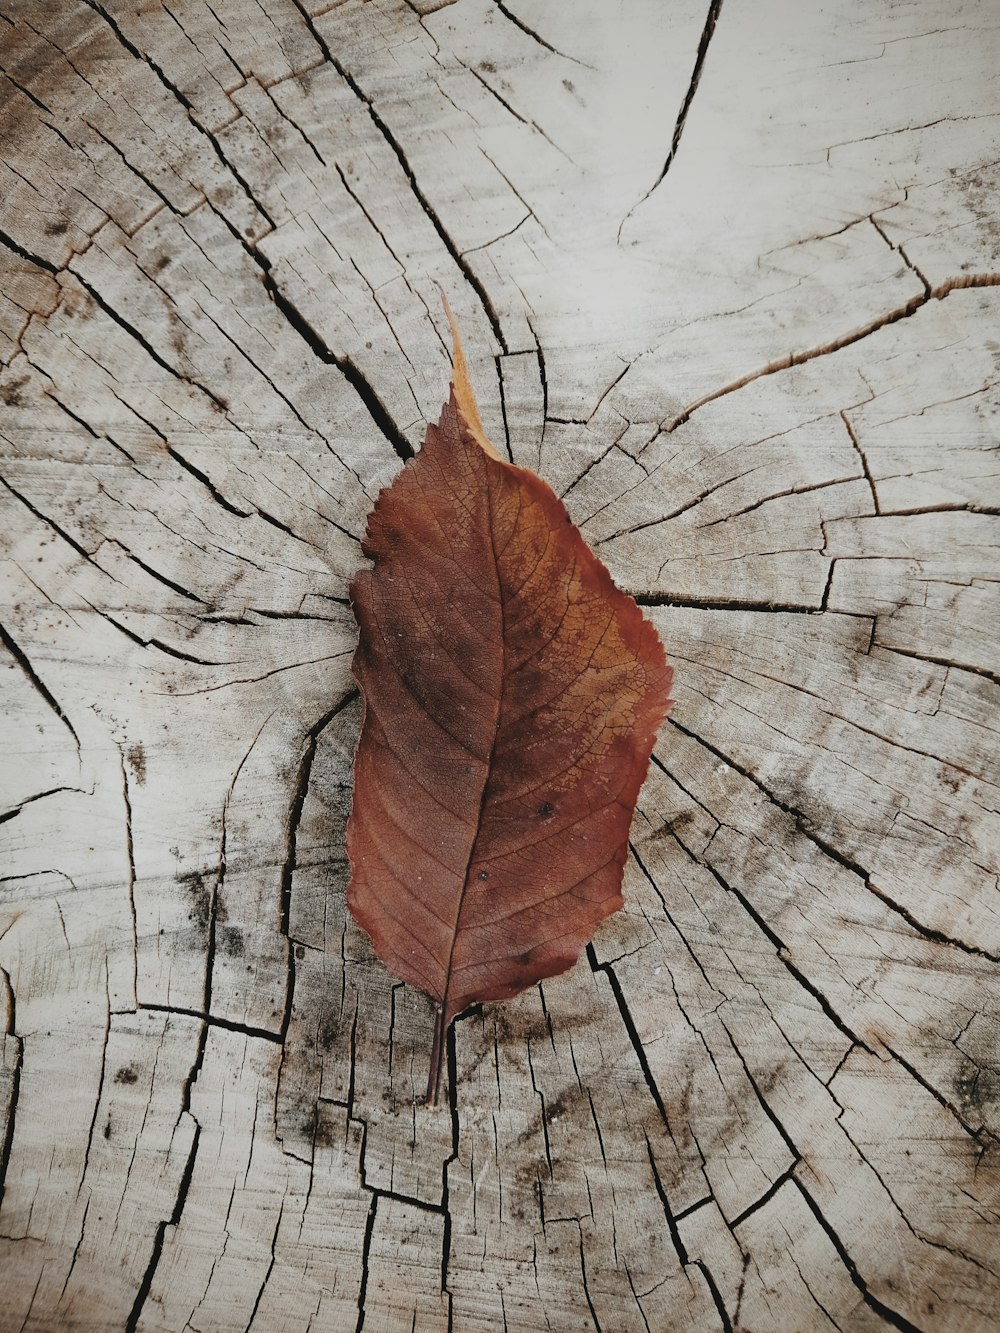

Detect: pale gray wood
[1,1,998,1330]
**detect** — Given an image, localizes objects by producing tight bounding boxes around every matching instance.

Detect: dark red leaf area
[347,389,672,1028]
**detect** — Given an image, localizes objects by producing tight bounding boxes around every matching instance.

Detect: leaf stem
[426,1003,448,1106]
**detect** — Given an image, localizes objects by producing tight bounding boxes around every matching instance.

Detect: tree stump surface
[2,2,999,1330]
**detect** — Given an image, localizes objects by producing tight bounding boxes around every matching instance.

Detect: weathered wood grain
[2,0,998,1329]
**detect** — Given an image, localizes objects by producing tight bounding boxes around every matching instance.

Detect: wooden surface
[2,2,999,1329]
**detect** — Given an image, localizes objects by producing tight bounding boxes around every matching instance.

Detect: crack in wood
[291,0,509,357]
[0,620,81,756]
[80,0,274,231]
[620,0,726,237]
[585,945,674,1135]
[491,1,594,70]
[132,1004,283,1046]
[1,474,105,573]
[635,592,826,613]
[0,967,22,1212]
[124,1120,201,1333]
[836,1108,999,1279]
[667,714,1000,961]
[75,962,111,1205]
[256,257,414,463]
[879,642,1000,689]
[662,275,1000,435]
[794,1180,923,1332]
[118,750,139,1008]
[120,720,274,1326]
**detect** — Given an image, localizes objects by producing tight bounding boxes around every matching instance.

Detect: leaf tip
[440,291,503,462]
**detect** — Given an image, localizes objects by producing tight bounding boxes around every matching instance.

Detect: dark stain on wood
[127,742,146,784]
[178,870,212,931]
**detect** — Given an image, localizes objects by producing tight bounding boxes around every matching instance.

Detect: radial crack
[660,274,1000,437]
[491,1,594,69]
[0,621,81,755]
[619,0,725,238]
[291,1,509,356]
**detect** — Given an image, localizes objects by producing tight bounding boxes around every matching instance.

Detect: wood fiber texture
[1,1,999,1330]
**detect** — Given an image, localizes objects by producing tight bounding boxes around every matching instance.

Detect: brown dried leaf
[347,306,673,1101]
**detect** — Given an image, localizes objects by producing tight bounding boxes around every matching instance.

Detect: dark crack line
[278,689,359,946]
[135,1003,283,1045]
[77,962,111,1201]
[794,1180,922,1332]
[619,0,724,239]
[257,257,413,463]
[629,841,721,996]
[623,1265,653,1333]
[156,652,351,697]
[438,978,463,1328]
[836,1108,998,1279]
[82,602,231,667]
[57,1196,92,1309]
[682,835,871,1055]
[693,1260,735,1333]
[125,1121,201,1333]
[820,558,838,612]
[43,383,138,464]
[477,146,551,244]
[0,620,80,755]
[125,722,272,1330]
[119,750,139,1006]
[586,945,673,1133]
[291,1,508,356]
[64,10,416,482]
[0,229,59,274]
[0,968,22,1210]
[877,643,1000,689]
[699,475,859,529]
[592,464,763,544]
[634,592,824,613]
[243,1194,284,1331]
[87,120,193,222]
[1,69,51,115]
[526,1038,554,1181]
[665,293,927,433]
[870,214,931,298]
[881,1041,985,1141]
[69,270,230,415]
[492,1,594,69]
[840,410,881,514]
[661,274,1000,435]
[276,681,359,1131]
[692,646,993,793]
[333,162,415,295]
[560,423,631,505]
[160,266,327,449]
[576,1219,602,1330]
[118,547,209,605]
[0,786,89,826]
[643,1136,689,1269]
[165,447,251,517]
[80,0,274,232]
[668,716,1000,964]
[728,1168,798,1232]
[495,354,514,464]
[354,1193,379,1333]
[1,474,105,574]
[864,875,1000,965]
